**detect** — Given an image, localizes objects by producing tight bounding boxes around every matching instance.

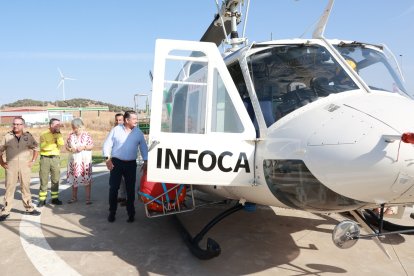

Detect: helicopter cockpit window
[161,50,207,134]
[247,44,358,122]
[334,43,410,98]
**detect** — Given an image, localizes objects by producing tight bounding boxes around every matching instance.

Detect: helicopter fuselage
[148,38,414,213]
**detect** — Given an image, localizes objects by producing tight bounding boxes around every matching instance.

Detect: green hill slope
[1,98,132,112]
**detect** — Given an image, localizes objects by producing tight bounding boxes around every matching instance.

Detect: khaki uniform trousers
[38,155,61,202]
[2,160,34,215]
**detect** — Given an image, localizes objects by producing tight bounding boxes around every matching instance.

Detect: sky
[0,0,413,109]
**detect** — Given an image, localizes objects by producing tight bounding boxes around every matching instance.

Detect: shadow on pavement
[35,172,350,276]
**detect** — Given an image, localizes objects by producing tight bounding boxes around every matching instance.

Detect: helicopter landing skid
[174,203,244,260]
[362,209,414,234]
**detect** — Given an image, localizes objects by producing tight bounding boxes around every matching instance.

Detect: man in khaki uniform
[0,117,40,221]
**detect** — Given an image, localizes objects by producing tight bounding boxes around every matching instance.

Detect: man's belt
[41,155,59,158]
[112,157,135,162]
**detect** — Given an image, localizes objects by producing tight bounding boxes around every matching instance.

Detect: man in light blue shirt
[113,113,127,206]
[103,110,148,223]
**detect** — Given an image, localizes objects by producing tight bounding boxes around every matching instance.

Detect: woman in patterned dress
[65,118,94,204]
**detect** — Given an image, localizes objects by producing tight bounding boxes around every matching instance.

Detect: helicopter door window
[186,90,205,134]
[169,82,207,134]
[170,86,187,133]
[211,69,244,133]
[161,51,208,133]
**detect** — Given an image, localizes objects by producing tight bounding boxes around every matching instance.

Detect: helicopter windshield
[238,44,359,124]
[334,42,409,97]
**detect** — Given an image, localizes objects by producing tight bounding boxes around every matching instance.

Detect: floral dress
[66,132,94,187]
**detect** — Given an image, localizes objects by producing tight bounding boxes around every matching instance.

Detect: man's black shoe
[410,213,414,219]
[51,199,63,205]
[127,216,134,223]
[37,200,46,207]
[26,209,41,216]
[108,213,115,223]
[0,214,10,221]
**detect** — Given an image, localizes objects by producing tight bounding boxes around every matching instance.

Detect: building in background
[0,107,48,125]
[0,106,108,125]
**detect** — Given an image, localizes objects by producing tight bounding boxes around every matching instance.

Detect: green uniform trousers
[38,155,61,201]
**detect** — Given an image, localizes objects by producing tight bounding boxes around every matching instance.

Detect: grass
[0,111,148,180]
[0,111,115,180]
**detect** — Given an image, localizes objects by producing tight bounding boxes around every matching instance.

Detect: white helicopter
[143,0,414,259]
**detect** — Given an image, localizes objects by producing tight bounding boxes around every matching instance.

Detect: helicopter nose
[342,92,414,134]
[305,92,414,204]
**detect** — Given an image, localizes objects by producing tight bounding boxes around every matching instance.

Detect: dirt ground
[0,111,119,151]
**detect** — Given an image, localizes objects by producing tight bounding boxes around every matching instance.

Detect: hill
[1,98,133,112]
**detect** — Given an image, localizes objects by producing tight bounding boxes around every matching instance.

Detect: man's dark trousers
[108,158,137,217]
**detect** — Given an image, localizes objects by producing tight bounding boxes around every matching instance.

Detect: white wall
[22,112,49,124]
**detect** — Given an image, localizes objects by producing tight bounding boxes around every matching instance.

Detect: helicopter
[143,0,414,259]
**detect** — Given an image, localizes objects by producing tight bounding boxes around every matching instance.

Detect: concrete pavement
[1,164,414,275]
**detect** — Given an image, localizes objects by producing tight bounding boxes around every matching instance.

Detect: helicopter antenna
[312,0,335,38]
[215,0,230,45]
[241,0,250,42]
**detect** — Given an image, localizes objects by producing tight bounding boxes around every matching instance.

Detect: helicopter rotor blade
[200,13,232,46]
[312,0,335,39]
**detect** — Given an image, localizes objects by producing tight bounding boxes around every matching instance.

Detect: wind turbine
[57,68,76,101]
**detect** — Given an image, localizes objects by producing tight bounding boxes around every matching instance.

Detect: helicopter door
[148,39,256,186]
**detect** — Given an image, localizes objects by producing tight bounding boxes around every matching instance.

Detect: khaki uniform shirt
[0,131,39,162]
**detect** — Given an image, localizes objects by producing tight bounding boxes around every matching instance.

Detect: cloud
[0,52,153,61]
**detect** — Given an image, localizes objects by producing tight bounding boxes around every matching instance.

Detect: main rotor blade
[200,14,232,46]
[57,67,63,77]
[312,0,335,38]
